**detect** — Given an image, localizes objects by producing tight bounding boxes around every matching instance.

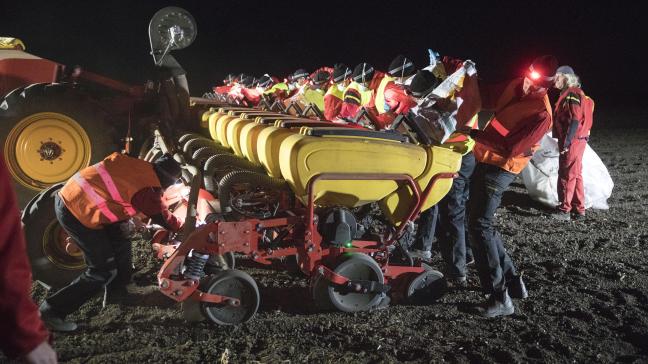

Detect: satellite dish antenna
[148,6,197,65]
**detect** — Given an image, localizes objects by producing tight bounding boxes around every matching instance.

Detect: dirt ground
[11,127,648,363]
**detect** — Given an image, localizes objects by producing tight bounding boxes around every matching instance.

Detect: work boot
[409,249,432,261]
[506,275,528,299]
[551,211,571,221]
[103,283,159,308]
[572,212,586,221]
[475,290,514,318]
[39,302,77,332]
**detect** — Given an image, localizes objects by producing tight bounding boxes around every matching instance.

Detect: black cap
[387,55,415,78]
[528,55,558,86]
[352,62,375,83]
[152,154,182,188]
[332,63,352,83]
[311,70,331,85]
[409,70,440,98]
[257,74,274,88]
[292,69,309,80]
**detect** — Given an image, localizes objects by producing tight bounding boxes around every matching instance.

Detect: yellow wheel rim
[4,112,92,190]
[42,219,86,270]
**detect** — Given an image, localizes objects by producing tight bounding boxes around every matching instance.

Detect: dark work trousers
[468,162,518,294]
[439,152,476,278]
[412,205,438,252]
[46,194,133,316]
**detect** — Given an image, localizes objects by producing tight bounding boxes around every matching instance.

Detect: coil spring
[184,250,209,280]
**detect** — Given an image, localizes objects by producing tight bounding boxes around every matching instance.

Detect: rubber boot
[475,290,514,318]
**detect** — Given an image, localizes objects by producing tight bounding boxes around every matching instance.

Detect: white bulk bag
[520,134,613,210]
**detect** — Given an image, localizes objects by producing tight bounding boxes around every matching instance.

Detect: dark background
[1,0,645,120]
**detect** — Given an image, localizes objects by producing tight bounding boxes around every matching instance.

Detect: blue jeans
[468,162,518,294]
[46,194,132,316]
[439,152,476,278]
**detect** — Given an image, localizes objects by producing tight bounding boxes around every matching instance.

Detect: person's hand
[23,341,57,364]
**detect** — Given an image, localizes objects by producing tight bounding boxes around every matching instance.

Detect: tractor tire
[0,84,119,207]
[21,184,86,289]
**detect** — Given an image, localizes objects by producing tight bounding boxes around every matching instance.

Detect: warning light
[529,70,541,80]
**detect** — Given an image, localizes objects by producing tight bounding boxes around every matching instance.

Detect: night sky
[2,0,645,118]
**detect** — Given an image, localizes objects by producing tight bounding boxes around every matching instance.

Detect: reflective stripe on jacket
[59,153,161,229]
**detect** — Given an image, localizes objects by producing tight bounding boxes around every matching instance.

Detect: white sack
[520,134,613,210]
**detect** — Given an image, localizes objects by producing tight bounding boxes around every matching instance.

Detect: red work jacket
[0,157,49,359]
[553,87,594,148]
[472,78,553,174]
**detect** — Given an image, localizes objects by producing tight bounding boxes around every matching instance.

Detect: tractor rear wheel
[0,84,119,207]
[21,184,86,289]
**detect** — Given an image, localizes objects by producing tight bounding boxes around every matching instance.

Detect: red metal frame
[156,170,456,306]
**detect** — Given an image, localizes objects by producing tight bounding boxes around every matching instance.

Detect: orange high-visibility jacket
[473,78,553,174]
[59,153,161,229]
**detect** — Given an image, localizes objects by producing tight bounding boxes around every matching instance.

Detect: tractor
[11,7,223,288]
[0,7,212,208]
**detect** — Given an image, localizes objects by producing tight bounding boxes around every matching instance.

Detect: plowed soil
[19,127,648,363]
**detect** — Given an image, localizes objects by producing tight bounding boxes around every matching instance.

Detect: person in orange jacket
[466,55,558,317]
[324,63,352,121]
[38,153,183,332]
[0,156,58,363]
[551,66,594,221]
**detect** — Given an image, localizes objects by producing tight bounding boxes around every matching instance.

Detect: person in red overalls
[38,153,183,332]
[551,66,594,221]
[0,156,58,363]
[367,55,418,130]
[324,63,352,121]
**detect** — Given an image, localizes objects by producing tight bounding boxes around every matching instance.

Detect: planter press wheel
[406,268,447,304]
[312,253,386,313]
[181,253,237,322]
[200,270,260,325]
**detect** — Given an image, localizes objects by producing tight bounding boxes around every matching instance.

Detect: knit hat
[409,70,440,98]
[152,154,182,188]
[352,62,375,83]
[528,55,558,87]
[387,55,416,78]
[311,70,331,85]
[292,69,309,80]
[556,65,575,75]
[332,63,352,83]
